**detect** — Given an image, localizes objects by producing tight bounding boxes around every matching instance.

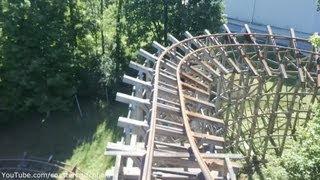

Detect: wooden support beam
[116,93,150,106]
[181,82,210,96]
[267,25,288,78]
[204,30,241,73]
[112,155,122,180]
[206,58,230,74]
[181,72,209,90]
[161,60,178,71]
[155,124,185,137]
[247,79,264,157]
[107,167,200,180]
[167,34,180,44]
[152,41,166,52]
[184,95,215,108]
[110,24,318,180]
[190,66,214,82]
[303,66,315,83]
[156,118,183,128]
[157,103,180,113]
[152,167,199,177]
[154,141,187,150]
[160,68,177,78]
[139,49,158,63]
[244,24,272,76]
[289,28,305,83]
[167,34,192,53]
[262,77,284,158]
[158,85,178,96]
[129,61,153,74]
[200,61,220,77]
[192,132,225,145]
[107,142,145,152]
[224,72,236,140]
[214,72,224,113]
[158,97,180,106]
[123,75,152,88]
[223,24,259,76]
[159,71,177,82]
[279,81,300,154]
[117,117,149,129]
[224,157,236,180]
[186,111,224,125]
[107,146,241,160]
[184,31,203,48]
[159,81,178,90]
[234,73,251,149]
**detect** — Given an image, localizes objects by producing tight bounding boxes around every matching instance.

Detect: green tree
[260,106,320,179]
[0,0,99,116]
[124,0,224,49]
[310,33,320,48]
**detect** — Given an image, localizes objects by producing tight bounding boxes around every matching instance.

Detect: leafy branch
[309,33,320,48]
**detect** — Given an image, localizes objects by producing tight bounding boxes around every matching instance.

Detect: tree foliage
[280,106,320,179]
[0,0,225,119]
[260,106,320,179]
[310,33,320,48]
[0,0,102,115]
[124,0,224,48]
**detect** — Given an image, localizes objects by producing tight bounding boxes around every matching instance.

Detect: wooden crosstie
[106,24,320,180]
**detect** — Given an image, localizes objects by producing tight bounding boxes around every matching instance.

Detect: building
[225,0,320,38]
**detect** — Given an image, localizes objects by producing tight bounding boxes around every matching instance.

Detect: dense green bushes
[1,1,80,113]
[259,106,320,179]
[124,0,224,47]
[310,33,320,48]
[0,0,224,119]
[0,0,112,116]
[0,1,110,119]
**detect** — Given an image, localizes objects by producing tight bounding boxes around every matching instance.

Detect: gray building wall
[225,0,320,37]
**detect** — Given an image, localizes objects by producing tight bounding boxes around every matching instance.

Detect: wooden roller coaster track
[106,24,320,179]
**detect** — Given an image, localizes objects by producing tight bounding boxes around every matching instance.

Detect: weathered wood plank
[186,111,224,125]
[117,117,149,129]
[223,24,259,76]
[123,75,152,88]
[129,61,153,74]
[116,93,150,106]
[192,132,225,145]
[244,24,272,76]
[180,72,209,90]
[267,25,288,78]
[139,49,158,63]
[184,95,215,108]
[224,157,236,180]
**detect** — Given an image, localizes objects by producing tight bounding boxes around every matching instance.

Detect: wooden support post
[244,24,272,76]
[279,81,300,154]
[289,28,305,83]
[262,77,284,158]
[267,25,288,79]
[223,24,259,76]
[247,78,264,158]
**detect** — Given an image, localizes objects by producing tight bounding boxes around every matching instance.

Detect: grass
[0,98,127,179]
